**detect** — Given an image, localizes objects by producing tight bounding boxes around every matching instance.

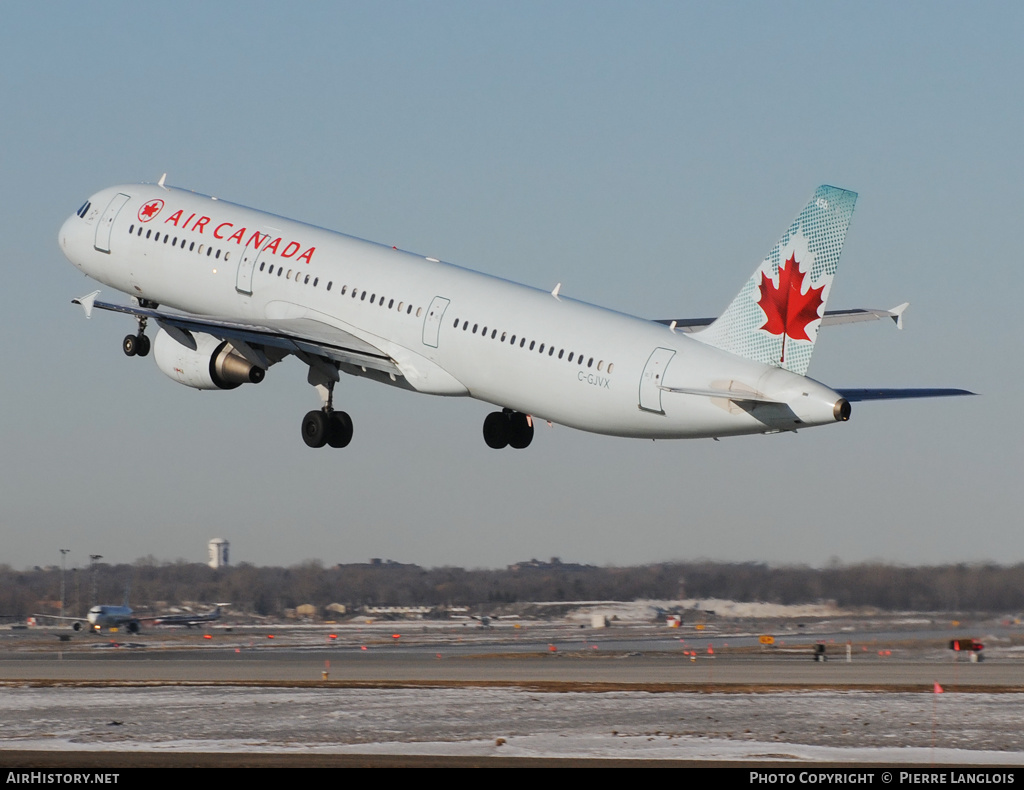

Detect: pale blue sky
[1,2,1020,571]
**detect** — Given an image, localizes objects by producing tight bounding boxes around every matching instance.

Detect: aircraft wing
[30,614,86,625]
[835,388,975,401]
[654,304,910,333]
[73,293,400,376]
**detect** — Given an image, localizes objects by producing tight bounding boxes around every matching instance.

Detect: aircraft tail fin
[694,185,858,376]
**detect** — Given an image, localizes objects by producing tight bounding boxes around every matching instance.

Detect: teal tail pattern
[694,185,857,376]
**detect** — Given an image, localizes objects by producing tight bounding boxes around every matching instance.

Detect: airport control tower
[208,538,229,569]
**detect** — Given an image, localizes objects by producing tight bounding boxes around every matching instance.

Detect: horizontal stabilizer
[836,388,975,402]
[821,303,909,329]
[658,385,778,404]
[654,304,909,333]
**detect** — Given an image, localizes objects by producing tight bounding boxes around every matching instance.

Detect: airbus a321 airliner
[60,178,969,449]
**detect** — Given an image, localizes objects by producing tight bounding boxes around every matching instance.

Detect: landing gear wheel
[327,411,353,448]
[123,334,138,357]
[483,412,510,449]
[301,410,329,448]
[508,412,534,449]
[135,334,151,357]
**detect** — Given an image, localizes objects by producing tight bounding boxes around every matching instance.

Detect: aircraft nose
[59,213,82,254]
[59,212,90,271]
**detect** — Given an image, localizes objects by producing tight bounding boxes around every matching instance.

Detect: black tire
[483,412,509,449]
[327,411,354,448]
[122,334,138,357]
[508,412,534,449]
[135,334,151,357]
[301,410,329,448]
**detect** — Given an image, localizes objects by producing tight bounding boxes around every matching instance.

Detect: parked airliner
[60,178,969,449]
[151,604,228,628]
[36,603,227,633]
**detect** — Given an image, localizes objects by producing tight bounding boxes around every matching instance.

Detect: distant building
[208,539,229,569]
[363,606,433,618]
[291,604,317,620]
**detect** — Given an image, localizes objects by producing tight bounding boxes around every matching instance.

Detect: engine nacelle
[153,328,266,390]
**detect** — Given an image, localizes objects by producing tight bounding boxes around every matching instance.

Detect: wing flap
[77,297,401,376]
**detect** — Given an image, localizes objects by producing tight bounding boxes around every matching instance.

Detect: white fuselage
[60,184,846,439]
[87,605,134,629]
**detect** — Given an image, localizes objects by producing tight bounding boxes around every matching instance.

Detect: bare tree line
[4,558,1023,619]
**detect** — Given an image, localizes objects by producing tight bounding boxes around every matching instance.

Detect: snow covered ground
[1,686,1021,764]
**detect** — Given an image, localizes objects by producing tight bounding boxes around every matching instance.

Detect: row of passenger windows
[129,224,232,261]
[258,259,426,318]
[451,316,614,373]
[128,222,603,365]
[128,222,429,320]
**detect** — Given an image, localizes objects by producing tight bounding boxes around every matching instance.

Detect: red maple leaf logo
[138,200,163,222]
[757,253,824,362]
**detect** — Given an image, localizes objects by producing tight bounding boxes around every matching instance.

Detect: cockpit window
[76,201,91,218]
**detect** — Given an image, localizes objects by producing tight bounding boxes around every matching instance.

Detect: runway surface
[2,620,1022,766]
[1,654,1021,690]
[2,620,1021,689]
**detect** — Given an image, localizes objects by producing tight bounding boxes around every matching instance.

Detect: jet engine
[153,328,265,390]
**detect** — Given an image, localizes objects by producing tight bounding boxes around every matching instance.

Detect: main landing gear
[122,302,157,358]
[302,409,353,448]
[122,332,150,357]
[483,409,534,449]
[302,378,353,448]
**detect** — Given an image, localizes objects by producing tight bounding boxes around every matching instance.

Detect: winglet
[72,290,101,319]
[158,173,168,190]
[890,302,909,330]
[551,282,561,300]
